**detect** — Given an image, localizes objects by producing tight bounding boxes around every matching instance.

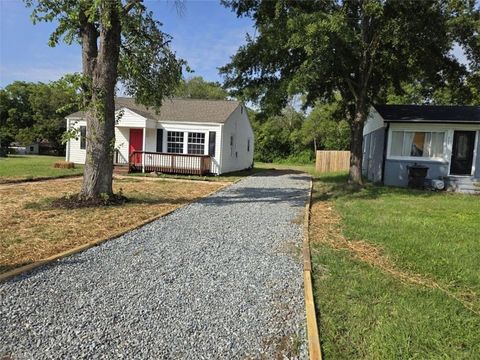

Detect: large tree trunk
[349,102,368,185]
[79,4,121,199]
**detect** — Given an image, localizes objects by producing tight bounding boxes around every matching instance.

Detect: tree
[221,0,479,184]
[302,100,350,152]
[0,82,35,155]
[249,106,309,163]
[0,81,79,155]
[25,0,184,199]
[176,76,228,99]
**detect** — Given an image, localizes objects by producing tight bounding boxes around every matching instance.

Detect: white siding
[145,128,156,152]
[160,122,223,174]
[115,127,129,163]
[363,107,385,136]
[66,118,87,164]
[116,108,155,128]
[220,104,254,174]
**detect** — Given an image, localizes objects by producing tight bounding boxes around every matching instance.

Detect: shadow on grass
[313,175,443,202]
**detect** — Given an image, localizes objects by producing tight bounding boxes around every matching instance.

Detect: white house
[65,97,254,175]
[363,104,480,193]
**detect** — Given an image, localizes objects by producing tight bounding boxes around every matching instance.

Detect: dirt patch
[0,178,224,274]
[310,199,480,316]
[51,193,127,209]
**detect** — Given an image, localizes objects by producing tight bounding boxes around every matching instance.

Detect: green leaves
[117,7,184,109]
[175,77,228,100]
[222,0,479,113]
[0,80,80,152]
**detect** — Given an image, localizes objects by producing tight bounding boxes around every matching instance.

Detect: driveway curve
[0,171,310,359]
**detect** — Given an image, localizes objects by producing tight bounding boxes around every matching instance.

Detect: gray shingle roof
[66,97,241,124]
[375,104,480,123]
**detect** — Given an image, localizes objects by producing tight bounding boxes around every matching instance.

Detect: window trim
[167,131,184,154]
[187,132,206,155]
[387,128,447,162]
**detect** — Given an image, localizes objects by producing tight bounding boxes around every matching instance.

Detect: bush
[274,150,314,165]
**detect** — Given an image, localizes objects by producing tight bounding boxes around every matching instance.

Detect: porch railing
[114,149,129,165]
[129,151,212,176]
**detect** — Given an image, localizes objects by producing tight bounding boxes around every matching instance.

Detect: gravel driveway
[1,172,310,359]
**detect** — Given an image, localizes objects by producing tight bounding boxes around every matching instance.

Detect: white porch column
[142,127,146,173]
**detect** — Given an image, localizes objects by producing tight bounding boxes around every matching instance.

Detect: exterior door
[129,129,143,165]
[450,131,476,175]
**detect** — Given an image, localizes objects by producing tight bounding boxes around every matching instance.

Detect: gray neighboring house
[363,105,480,193]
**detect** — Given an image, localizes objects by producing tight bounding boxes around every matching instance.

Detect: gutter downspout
[142,126,146,173]
[381,122,390,184]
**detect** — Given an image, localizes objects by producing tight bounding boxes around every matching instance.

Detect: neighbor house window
[167,131,184,153]
[80,126,86,150]
[230,135,234,156]
[390,131,445,158]
[247,138,251,152]
[187,132,205,155]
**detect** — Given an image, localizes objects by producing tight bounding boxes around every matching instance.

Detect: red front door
[129,129,143,165]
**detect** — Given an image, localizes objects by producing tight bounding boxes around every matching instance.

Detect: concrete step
[446,177,479,194]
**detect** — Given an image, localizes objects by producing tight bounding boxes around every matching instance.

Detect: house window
[80,126,86,150]
[230,135,234,156]
[167,131,184,153]
[390,131,445,158]
[247,138,250,152]
[187,132,205,155]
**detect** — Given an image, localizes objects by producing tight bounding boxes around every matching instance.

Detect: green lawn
[311,173,480,359]
[248,162,480,358]
[0,155,83,183]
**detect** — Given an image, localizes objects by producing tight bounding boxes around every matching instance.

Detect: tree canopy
[175,76,228,100]
[0,81,78,155]
[221,0,480,183]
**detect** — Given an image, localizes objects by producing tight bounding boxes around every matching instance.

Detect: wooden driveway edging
[0,182,232,283]
[303,177,323,360]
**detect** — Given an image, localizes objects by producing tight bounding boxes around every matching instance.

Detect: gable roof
[66,97,241,124]
[374,104,480,123]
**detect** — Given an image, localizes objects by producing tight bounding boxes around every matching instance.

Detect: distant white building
[9,142,39,155]
[65,97,254,175]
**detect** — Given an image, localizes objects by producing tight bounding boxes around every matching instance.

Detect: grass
[0,155,83,183]
[0,177,223,274]
[255,161,316,174]
[246,161,480,358]
[309,172,480,359]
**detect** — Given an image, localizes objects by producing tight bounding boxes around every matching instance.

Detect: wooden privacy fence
[316,150,350,173]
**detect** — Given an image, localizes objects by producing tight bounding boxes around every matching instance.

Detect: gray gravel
[1,172,310,359]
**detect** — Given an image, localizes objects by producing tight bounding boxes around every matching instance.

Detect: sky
[0,0,254,87]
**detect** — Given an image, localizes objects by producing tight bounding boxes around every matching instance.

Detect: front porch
[116,151,212,176]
